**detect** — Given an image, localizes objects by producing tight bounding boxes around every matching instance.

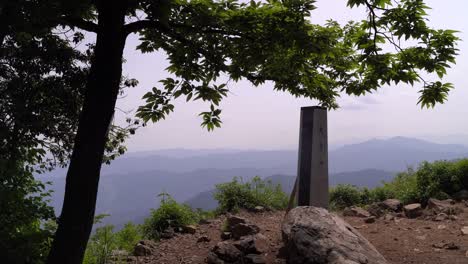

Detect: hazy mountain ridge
[39,137,468,227]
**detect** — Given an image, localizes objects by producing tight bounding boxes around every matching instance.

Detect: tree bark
[47,2,128,264]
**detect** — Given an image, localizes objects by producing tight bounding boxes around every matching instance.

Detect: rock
[182,225,197,234]
[453,189,468,201]
[433,213,448,221]
[461,226,468,235]
[437,225,447,230]
[197,235,211,243]
[367,203,386,218]
[234,234,269,254]
[231,223,260,239]
[382,199,403,212]
[133,240,157,256]
[212,241,243,262]
[343,206,371,218]
[404,203,423,218]
[427,198,460,215]
[160,226,175,239]
[365,216,376,223]
[207,252,225,264]
[199,218,213,225]
[383,214,395,221]
[221,232,232,240]
[244,254,266,264]
[227,215,247,228]
[253,206,265,212]
[432,241,460,250]
[282,206,388,264]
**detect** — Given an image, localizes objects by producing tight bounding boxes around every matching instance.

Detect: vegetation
[143,193,201,240]
[330,159,468,210]
[214,176,288,213]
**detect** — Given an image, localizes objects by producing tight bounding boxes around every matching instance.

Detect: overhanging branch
[61,17,99,33]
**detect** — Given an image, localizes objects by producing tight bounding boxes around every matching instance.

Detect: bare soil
[133,208,468,264]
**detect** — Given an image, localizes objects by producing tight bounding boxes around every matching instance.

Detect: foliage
[0,162,56,264]
[143,193,200,240]
[330,159,468,209]
[83,222,142,264]
[214,176,288,212]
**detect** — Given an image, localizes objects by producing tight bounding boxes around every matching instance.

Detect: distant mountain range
[38,136,468,228]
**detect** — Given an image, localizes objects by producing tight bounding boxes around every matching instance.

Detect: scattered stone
[253,206,265,213]
[453,189,468,201]
[227,215,247,228]
[211,241,243,262]
[427,198,461,215]
[449,215,458,221]
[207,252,224,264]
[461,226,468,235]
[234,234,269,254]
[433,213,448,221]
[343,206,371,218]
[197,235,211,243]
[160,227,175,239]
[282,206,388,264]
[199,218,213,225]
[437,225,447,230]
[365,216,376,223]
[415,235,426,241]
[244,254,267,264]
[383,214,395,221]
[382,199,403,212]
[133,240,157,256]
[432,241,460,250]
[367,202,386,218]
[182,225,197,234]
[404,203,423,218]
[221,232,232,240]
[231,223,260,239]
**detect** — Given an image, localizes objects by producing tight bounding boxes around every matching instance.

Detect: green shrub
[329,184,364,210]
[115,222,142,252]
[214,176,288,213]
[143,193,200,240]
[416,160,463,202]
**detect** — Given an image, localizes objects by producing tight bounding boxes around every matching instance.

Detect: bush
[143,193,200,240]
[214,176,288,213]
[83,220,142,264]
[329,184,365,210]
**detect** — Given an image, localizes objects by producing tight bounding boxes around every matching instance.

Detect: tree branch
[61,17,99,33]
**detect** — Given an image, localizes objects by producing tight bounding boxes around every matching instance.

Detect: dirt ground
[132,209,468,264]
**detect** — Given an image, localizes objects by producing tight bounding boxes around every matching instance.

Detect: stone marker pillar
[296,106,328,208]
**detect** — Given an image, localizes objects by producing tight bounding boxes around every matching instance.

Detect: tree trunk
[47,2,127,264]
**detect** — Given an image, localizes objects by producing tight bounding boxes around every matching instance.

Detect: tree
[9,0,456,263]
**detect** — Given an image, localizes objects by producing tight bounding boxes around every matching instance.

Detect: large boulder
[282,206,388,264]
[427,198,462,215]
[453,190,468,201]
[226,215,260,240]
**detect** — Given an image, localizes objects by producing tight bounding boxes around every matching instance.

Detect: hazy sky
[114,0,468,151]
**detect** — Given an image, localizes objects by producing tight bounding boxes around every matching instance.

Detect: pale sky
[114,0,468,151]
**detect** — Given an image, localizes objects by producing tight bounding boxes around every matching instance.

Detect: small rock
[212,241,243,262]
[382,199,403,212]
[133,240,157,256]
[449,215,458,221]
[343,206,371,218]
[234,234,269,254]
[383,214,395,221]
[221,232,232,240]
[453,189,468,201]
[364,216,376,223]
[244,254,267,264]
[437,225,447,230]
[207,252,224,264]
[461,226,468,235]
[227,215,247,228]
[231,223,260,239]
[432,241,460,250]
[253,206,265,212]
[182,225,197,234]
[433,213,448,221]
[197,235,211,243]
[199,218,212,225]
[404,203,423,218]
[367,203,386,218]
